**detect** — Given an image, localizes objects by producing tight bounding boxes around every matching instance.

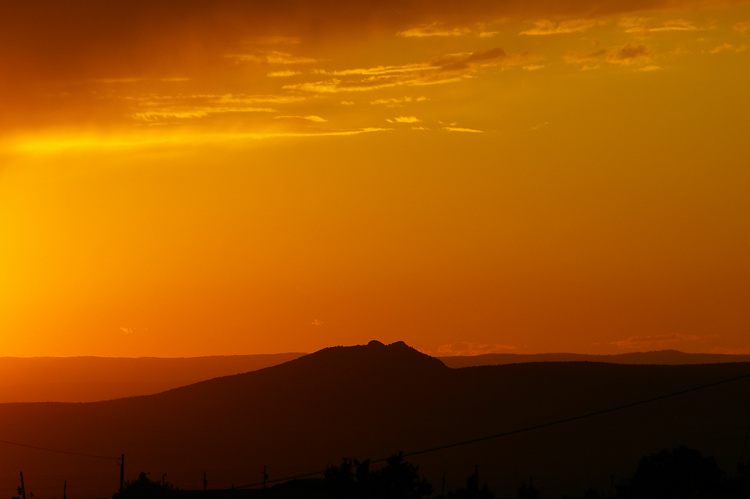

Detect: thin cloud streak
[436,342,517,356]
[520,19,600,35]
[610,333,718,350]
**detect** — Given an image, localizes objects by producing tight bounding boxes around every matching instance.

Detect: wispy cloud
[267,70,301,77]
[313,64,432,76]
[521,19,599,35]
[705,42,746,53]
[564,49,608,63]
[136,94,305,104]
[734,21,750,32]
[431,47,538,72]
[397,23,504,38]
[388,116,420,123]
[621,17,698,37]
[129,93,305,122]
[286,47,536,94]
[133,107,276,121]
[225,51,317,64]
[564,43,652,66]
[275,115,327,122]
[443,126,483,133]
[606,43,652,64]
[398,23,472,37]
[610,333,717,350]
[283,78,401,93]
[436,342,516,356]
[370,96,428,106]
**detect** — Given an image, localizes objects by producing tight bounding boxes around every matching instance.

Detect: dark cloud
[564,48,608,63]
[431,47,509,71]
[0,0,744,132]
[1,0,744,82]
[606,43,651,63]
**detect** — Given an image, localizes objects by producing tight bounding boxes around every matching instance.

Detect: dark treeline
[110,447,750,499]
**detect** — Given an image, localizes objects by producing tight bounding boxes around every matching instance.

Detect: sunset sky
[1,0,749,358]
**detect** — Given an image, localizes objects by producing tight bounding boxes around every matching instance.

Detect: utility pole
[262,465,268,490]
[63,481,67,499]
[119,455,125,495]
[162,474,167,486]
[441,472,446,498]
[203,472,207,492]
[20,472,26,499]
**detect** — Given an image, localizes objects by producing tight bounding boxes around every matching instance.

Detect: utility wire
[0,438,119,461]
[237,371,750,489]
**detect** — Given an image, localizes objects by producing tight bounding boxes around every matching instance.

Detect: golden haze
[1,0,749,357]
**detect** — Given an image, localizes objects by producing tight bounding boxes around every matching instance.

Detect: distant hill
[0,341,748,499]
[0,353,306,402]
[437,350,750,368]
[2,349,747,403]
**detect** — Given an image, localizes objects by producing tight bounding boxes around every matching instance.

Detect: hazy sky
[1,0,749,357]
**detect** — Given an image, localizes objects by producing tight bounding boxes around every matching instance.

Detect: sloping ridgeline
[0,341,748,498]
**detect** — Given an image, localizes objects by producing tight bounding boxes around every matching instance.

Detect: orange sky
[1,0,749,357]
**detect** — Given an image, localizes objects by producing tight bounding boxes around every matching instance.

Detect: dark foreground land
[1,342,749,498]
[111,447,750,499]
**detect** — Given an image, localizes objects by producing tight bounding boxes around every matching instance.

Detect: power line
[400,372,750,459]
[237,371,750,489]
[0,438,119,461]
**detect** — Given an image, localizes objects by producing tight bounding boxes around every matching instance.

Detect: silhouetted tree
[517,481,540,499]
[583,488,600,499]
[113,472,181,499]
[447,468,494,499]
[627,446,724,499]
[325,452,431,499]
[729,461,750,498]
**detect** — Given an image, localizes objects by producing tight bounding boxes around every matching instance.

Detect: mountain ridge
[2,347,748,403]
[1,341,749,498]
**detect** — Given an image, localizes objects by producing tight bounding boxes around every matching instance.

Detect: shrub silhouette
[583,487,600,499]
[516,481,540,499]
[628,446,724,499]
[325,452,432,499]
[446,468,495,499]
[113,472,180,499]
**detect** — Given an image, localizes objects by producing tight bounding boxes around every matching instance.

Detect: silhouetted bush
[325,452,432,499]
[583,487,600,499]
[627,446,724,499]
[446,469,494,499]
[517,481,540,499]
[113,472,181,499]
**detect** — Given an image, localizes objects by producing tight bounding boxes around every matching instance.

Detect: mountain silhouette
[1,341,749,498]
[4,348,748,403]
